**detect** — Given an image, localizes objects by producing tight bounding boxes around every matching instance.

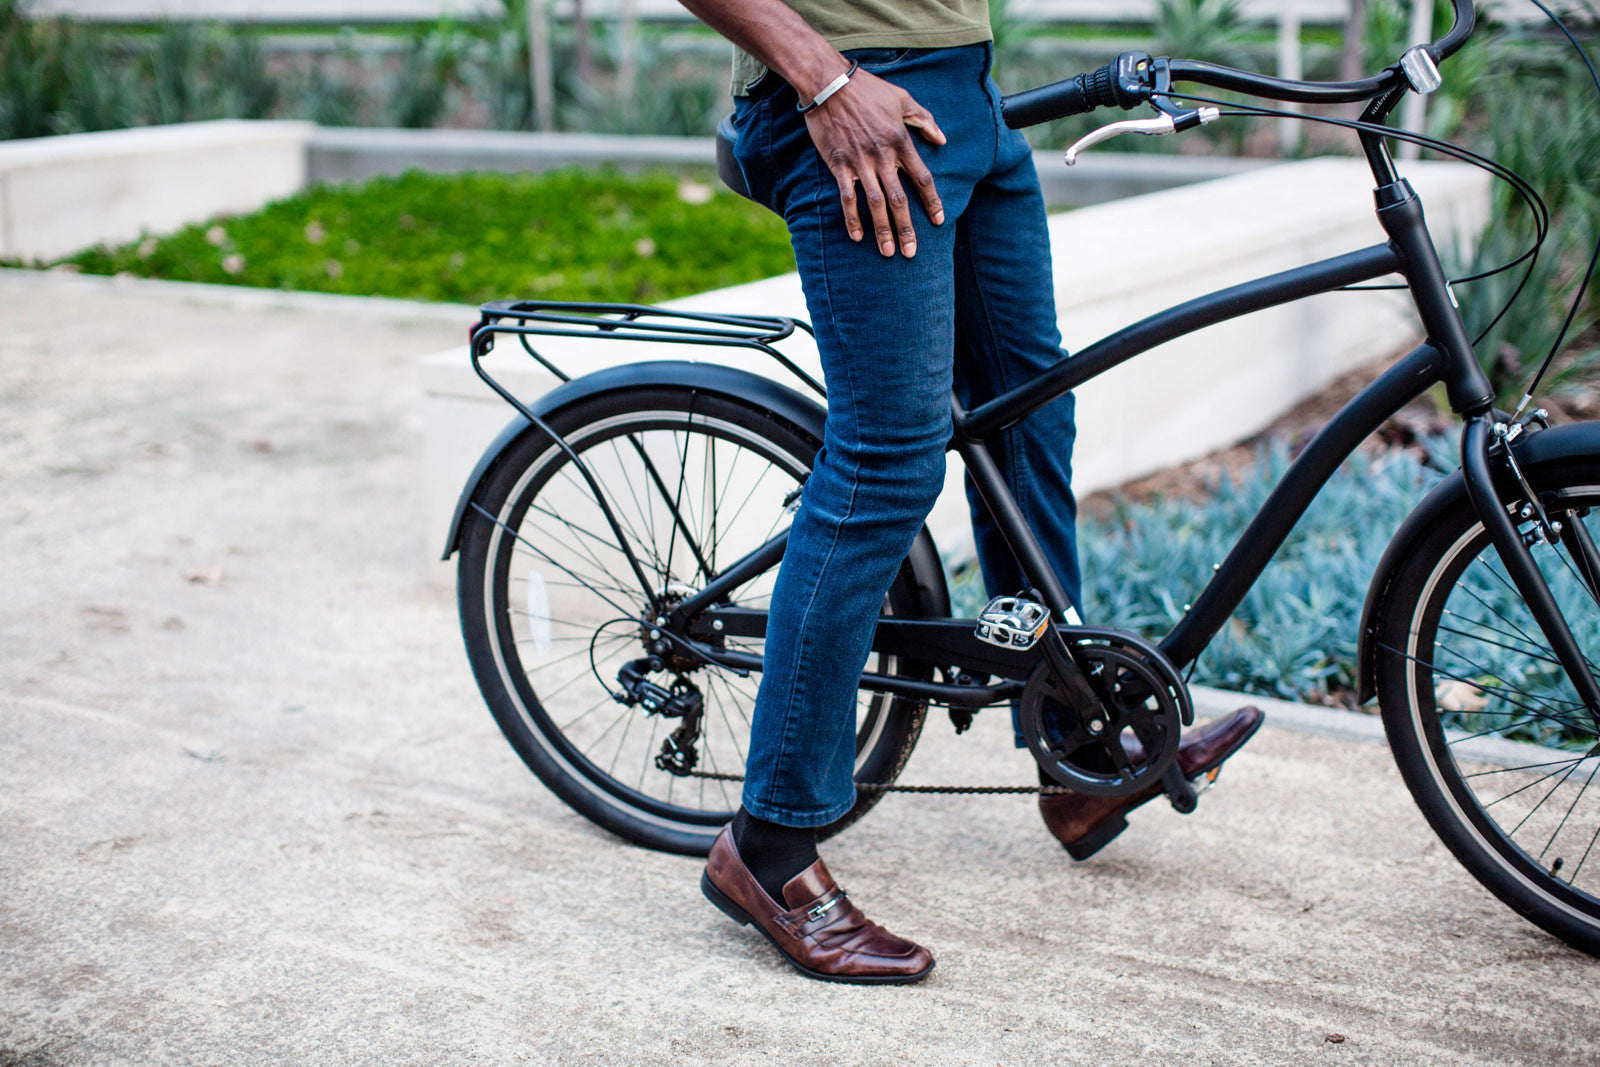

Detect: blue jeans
[730,43,1081,827]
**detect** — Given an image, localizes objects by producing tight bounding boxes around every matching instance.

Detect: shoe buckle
[807,890,847,923]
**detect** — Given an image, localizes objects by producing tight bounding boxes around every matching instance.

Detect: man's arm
[678,0,946,257]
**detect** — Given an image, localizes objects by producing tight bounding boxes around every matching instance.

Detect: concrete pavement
[3,270,1597,1065]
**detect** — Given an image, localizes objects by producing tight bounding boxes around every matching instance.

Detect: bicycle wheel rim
[475,404,905,830]
[1400,482,1600,922]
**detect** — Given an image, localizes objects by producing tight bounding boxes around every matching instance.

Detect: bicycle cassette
[1019,630,1190,798]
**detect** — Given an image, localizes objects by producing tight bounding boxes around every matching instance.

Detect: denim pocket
[844,47,916,72]
[730,91,777,210]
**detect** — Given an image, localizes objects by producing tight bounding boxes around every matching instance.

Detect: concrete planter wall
[0,120,313,263]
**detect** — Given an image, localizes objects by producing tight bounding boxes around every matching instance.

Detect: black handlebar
[1001,52,1147,128]
[1000,0,1475,130]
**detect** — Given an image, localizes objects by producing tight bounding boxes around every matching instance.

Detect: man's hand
[673,0,948,256]
[803,70,946,258]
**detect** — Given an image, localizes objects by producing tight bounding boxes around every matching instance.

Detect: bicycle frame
[664,113,1600,720]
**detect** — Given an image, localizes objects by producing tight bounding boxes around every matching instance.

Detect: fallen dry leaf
[183,566,226,587]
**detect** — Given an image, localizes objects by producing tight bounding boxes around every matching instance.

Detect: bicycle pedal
[974,595,1050,650]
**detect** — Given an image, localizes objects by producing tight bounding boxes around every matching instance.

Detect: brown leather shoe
[701,826,934,984]
[1039,706,1265,861]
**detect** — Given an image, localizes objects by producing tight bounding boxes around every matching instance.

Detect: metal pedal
[974,594,1051,650]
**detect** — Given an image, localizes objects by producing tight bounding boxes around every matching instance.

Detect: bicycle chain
[686,769,1078,796]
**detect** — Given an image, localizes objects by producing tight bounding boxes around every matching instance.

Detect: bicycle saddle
[715,113,754,202]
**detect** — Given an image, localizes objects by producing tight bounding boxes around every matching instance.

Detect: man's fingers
[877,163,918,258]
[902,155,944,228]
[902,97,946,146]
[831,166,865,242]
[857,170,895,257]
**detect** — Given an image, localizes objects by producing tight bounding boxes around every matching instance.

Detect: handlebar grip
[1001,65,1114,129]
[1001,53,1149,130]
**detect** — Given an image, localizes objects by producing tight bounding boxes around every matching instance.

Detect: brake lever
[1062,106,1220,165]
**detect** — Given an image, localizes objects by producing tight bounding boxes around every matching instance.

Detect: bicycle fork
[1374,166,1600,725]
[1460,415,1600,725]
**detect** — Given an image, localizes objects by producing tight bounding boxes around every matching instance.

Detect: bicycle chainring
[1019,633,1188,798]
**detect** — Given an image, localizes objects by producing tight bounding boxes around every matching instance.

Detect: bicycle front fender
[440,360,829,560]
[1356,419,1600,704]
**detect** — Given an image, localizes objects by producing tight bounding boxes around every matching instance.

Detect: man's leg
[950,108,1082,617]
[737,48,994,831]
[700,46,1006,985]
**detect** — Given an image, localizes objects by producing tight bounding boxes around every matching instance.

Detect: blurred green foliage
[0,0,726,138]
[46,168,794,305]
[1440,6,1600,406]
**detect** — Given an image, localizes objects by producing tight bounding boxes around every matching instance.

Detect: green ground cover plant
[48,168,795,305]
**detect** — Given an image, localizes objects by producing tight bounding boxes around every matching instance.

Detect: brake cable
[1168,0,1599,417]
[1166,92,1549,344]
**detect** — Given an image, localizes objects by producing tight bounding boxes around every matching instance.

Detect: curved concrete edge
[0,265,479,323]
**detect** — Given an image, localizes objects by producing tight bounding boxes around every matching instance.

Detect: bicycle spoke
[608,698,638,777]
[561,691,619,734]
[1508,756,1585,837]
[1465,756,1594,778]
[1449,716,1547,745]
[606,437,668,576]
[1467,548,1600,677]
[1538,749,1600,861]
[1485,758,1587,809]
[1566,816,1600,886]
[472,502,640,618]
[1438,619,1565,669]
[1433,640,1587,715]
[1380,641,1591,735]
[638,714,662,792]
[1459,565,1553,655]
[545,466,666,590]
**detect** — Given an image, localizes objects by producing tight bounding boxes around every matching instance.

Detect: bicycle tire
[1374,449,1600,955]
[456,385,935,856]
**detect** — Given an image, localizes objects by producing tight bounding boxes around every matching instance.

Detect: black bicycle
[446,0,1600,956]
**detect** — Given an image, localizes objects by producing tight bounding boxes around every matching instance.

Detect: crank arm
[1162,763,1199,814]
[1461,416,1600,723]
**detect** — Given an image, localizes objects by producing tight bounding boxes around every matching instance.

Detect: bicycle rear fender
[440,360,830,561]
[1356,419,1600,704]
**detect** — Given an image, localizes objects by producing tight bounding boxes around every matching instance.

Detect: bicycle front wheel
[456,385,934,856]
[1375,451,1600,955]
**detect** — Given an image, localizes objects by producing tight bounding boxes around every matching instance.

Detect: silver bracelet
[797,61,859,114]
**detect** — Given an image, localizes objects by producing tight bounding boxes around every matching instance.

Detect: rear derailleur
[614,657,704,775]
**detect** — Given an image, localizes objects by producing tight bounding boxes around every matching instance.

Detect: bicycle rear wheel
[456,385,935,856]
[1375,451,1600,954]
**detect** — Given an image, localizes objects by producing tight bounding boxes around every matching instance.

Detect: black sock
[732,807,818,902]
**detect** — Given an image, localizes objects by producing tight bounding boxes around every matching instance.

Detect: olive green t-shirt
[730,0,992,95]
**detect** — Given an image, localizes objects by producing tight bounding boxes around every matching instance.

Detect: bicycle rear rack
[461,299,825,619]
[469,298,826,400]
